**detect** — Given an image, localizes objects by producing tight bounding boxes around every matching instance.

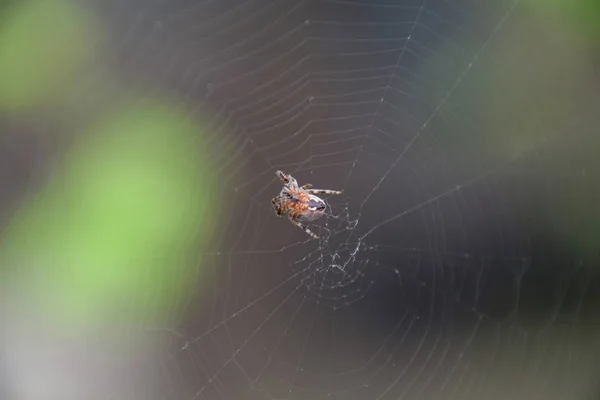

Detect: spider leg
[271,196,283,216]
[301,183,313,189]
[306,189,342,195]
[289,215,319,239]
[276,170,298,187]
[276,170,290,184]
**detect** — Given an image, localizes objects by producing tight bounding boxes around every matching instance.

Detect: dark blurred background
[0,0,599,399]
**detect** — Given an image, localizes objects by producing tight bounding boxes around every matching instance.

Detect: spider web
[27,0,600,399]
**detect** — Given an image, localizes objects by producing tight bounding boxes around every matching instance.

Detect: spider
[271,170,342,239]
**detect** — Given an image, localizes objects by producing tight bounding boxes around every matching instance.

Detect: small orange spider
[271,170,342,238]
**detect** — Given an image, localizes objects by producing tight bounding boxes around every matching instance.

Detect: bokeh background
[0,0,599,399]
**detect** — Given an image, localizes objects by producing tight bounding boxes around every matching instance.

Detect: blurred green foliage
[0,0,101,110]
[532,0,600,43]
[0,0,220,333]
[2,100,217,331]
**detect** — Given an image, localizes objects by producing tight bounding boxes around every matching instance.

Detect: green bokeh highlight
[529,0,600,43]
[2,100,217,331]
[0,0,100,110]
